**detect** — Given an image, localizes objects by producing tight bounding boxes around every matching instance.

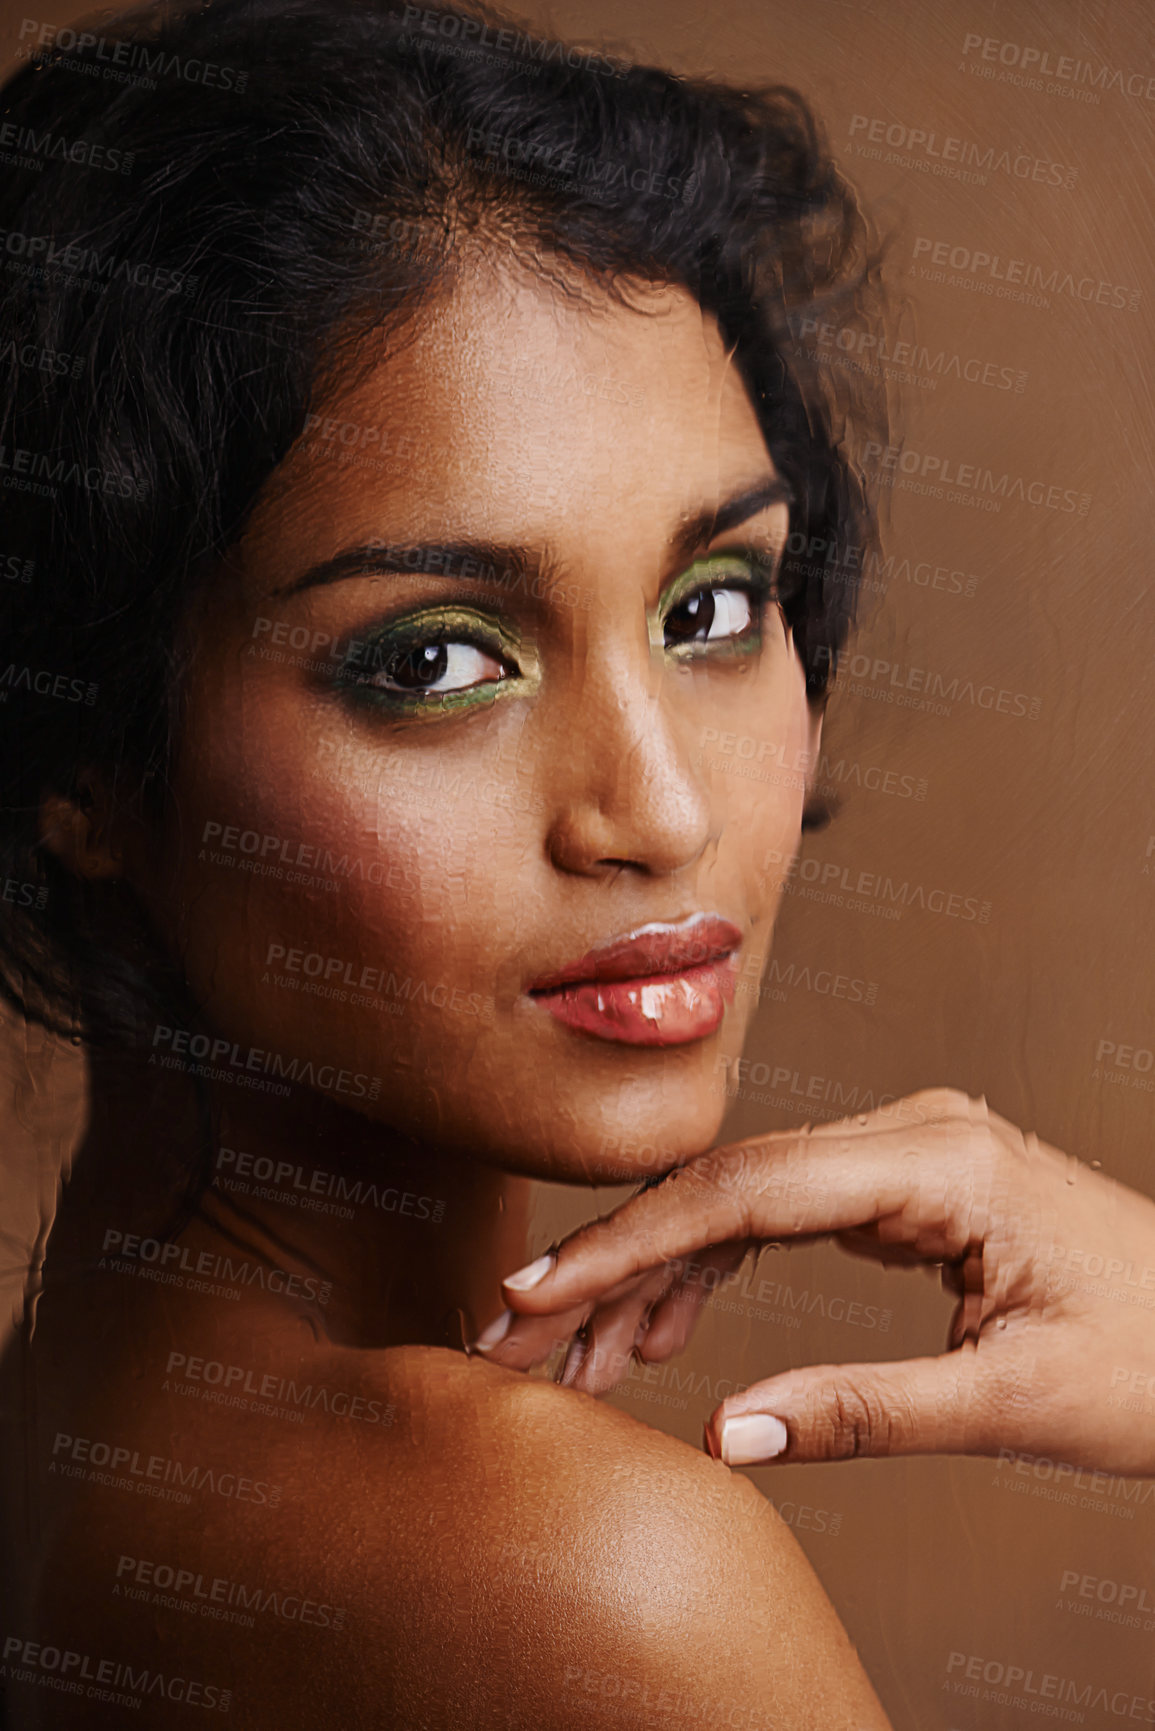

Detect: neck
[65,1047,532,1352]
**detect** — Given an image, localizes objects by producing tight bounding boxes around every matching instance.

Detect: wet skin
[0,254,895,1729]
[108,247,820,1349]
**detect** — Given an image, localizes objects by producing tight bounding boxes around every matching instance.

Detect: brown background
[3,1,1154,1726]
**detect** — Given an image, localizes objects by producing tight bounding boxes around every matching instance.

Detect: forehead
[375,252,759,433]
[243,255,772,575]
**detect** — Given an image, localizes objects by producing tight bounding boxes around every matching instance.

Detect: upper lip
[528,914,744,993]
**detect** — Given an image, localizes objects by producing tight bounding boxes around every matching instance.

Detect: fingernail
[470,1309,513,1353]
[719,1414,788,1465]
[503,1252,554,1292]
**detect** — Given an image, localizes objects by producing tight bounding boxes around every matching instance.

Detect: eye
[659,551,776,660]
[333,607,530,715]
[663,585,754,648]
[359,638,508,696]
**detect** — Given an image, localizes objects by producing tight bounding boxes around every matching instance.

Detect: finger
[941,1246,984,1303]
[494,1240,753,1375]
[637,1240,752,1362]
[562,1243,753,1394]
[468,1299,590,1372]
[500,1088,993,1314]
[703,1346,995,1465]
[479,1256,684,1370]
[635,1277,707,1362]
[947,1286,987,1348]
[560,1264,681,1395]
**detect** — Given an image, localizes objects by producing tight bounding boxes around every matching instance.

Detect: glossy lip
[527,914,744,993]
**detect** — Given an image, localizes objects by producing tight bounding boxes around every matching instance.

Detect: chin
[477,1064,733,1188]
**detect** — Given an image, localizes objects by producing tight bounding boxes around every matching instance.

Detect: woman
[0,0,899,1722]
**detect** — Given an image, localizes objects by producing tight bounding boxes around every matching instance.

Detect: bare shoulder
[326,1345,893,1731]
[13,1341,891,1729]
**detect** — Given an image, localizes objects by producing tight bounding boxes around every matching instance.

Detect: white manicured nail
[471,1309,513,1352]
[720,1414,788,1465]
[503,1253,554,1292]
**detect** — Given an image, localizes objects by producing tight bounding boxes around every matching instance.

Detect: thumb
[706,1349,994,1466]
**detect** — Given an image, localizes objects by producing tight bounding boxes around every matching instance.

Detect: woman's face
[126,253,819,1183]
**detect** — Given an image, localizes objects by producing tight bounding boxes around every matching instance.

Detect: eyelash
[332,608,519,715]
[657,550,781,661]
[332,547,784,714]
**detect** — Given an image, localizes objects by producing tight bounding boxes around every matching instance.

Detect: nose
[544,655,714,880]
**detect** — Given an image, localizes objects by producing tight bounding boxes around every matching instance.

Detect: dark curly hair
[0,0,889,1053]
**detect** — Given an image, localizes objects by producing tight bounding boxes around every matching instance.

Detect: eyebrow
[270,477,794,599]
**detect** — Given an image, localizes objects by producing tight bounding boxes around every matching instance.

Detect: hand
[473,1089,1155,1476]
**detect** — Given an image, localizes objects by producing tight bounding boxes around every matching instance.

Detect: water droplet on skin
[1065,1172,1076,1185]
[1090,1160,1102,1170]
[856,1115,869,1126]
[996,1316,1007,1330]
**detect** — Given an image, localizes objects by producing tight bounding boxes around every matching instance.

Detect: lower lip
[532,956,738,1047]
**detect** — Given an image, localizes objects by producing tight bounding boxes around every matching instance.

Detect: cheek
[711,658,813,913]
[157,676,528,1021]
[298,755,516,971]
[731,776,804,937]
